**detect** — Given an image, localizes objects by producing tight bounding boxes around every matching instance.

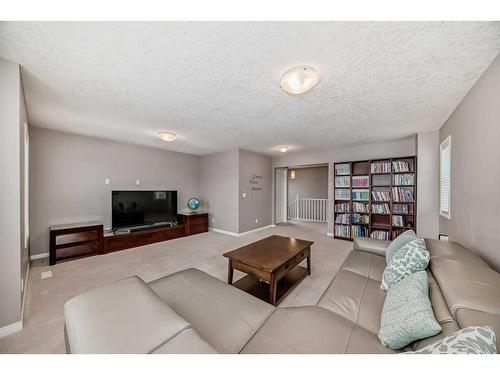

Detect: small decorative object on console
[187,197,201,213]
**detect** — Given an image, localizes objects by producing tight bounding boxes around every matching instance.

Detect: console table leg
[227,260,233,285]
[307,253,311,275]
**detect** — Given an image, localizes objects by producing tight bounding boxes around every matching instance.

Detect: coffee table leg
[269,273,277,305]
[227,260,233,285]
[307,252,311,275]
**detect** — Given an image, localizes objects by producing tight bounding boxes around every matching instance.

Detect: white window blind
[440,135,451,219]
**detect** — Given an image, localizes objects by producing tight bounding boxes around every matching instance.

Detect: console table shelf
[49,222,104,265]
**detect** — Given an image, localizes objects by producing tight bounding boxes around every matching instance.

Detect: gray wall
[200,149,239,233]
[30,128,201,256]
[287,166,328,205]
[272,137,416,234]
[0,57,26,329]
[439,53,500,271]
[416,131,440,239]
[238,150,272,233]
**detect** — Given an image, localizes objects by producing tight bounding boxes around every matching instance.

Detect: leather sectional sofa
[64,238,500,353]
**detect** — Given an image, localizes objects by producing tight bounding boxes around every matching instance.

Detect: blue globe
[187,198,201,211]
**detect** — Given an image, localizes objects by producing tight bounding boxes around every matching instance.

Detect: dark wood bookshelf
[333,156,417,242]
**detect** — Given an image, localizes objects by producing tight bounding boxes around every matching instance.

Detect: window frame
[439,135,451,219]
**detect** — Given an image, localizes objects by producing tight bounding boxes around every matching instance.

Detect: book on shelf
[392,161,412,172]
[392,187,414,202]
[371,161,391,173]
[371,230,391,240]
[352,189,369,201]
[393,203,414,214]
[352,213,369,224]
[352,175,369,187]
[335,189,350,200]
[335,163,350,175]
[392,215,404,227]
[334,224,351,238]
[393,173,414,185]
[335,176,350,187]
[352,225,369,237]
[335,214,351,224]
[372,203,390,214]
[392,228,411,239]
[334,202,350,213]
[371,191,390,201]
[352,202,369,213]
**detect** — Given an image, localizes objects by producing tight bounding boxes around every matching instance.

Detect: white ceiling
[1,22,499,156]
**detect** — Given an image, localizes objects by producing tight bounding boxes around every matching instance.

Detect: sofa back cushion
[385,229,417,263]
[425,239,500,349]
[64,276,200,354]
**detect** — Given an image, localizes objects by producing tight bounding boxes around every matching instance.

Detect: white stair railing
[287,196,328,222]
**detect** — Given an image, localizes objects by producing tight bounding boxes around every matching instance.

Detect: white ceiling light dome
[156,131,177,142]
[280,65,320,94]
[277,146,289,153]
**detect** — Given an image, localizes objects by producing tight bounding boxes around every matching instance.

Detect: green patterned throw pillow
[385,229,417,264]
[407,326,497,354]
[381,238,430,290]
[378,271,441,349]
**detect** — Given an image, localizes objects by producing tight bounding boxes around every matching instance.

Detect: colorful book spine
[335,163,350,175]
[334,202,350,213]
[352,202,369,213]
[393,173,414,186]
[371,230,391,240]
[352,189,369,201]
[392,187,414,202]
[392,161,411,172]
[335,224,351,238]
[335,176,350,187]
[371,161,391,173]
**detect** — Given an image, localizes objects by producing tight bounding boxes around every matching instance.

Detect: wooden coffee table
[223,235,313,305]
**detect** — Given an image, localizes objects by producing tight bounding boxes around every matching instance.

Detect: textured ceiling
[1,22,499,156]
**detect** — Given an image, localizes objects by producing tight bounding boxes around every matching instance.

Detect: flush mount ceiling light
[156,131,177,142]
[277,146,289,153]
[280,65,320,95]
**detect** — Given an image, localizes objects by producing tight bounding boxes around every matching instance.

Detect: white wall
[416,131,440,239]
[439,53,500,271]
[30,128,201,256]
[200,149,240,233]
[287,166,328,205]
[0,57,25,332]
[238,150,272,232]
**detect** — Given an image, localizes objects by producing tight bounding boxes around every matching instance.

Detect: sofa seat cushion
[148,268,276,354]
[151,328,218,354]
[240,306,395,354]
[64,276,193,354]
[317,270,386,334]
[337,250,387,282]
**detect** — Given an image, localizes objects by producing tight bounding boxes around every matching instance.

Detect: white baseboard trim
[239,224,276,236]
[326,232,334,237]
[21,260,30,324]
[210,224,276,237]
[209,228,240,237]
[0,320,23,339]
[30,252,49,261]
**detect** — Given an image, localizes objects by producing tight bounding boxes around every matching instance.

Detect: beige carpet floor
[0,221,351,353]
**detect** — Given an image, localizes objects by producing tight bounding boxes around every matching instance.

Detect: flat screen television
[112,190,177,230]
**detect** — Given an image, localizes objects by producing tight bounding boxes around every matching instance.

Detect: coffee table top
[223,235,313,272]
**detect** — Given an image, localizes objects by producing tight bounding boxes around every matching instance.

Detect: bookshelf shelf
[333,156,417,242]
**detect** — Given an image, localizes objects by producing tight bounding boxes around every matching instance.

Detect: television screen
[112,190,177,229]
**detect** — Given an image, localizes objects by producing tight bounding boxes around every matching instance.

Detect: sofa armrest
[353,237,391,257]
